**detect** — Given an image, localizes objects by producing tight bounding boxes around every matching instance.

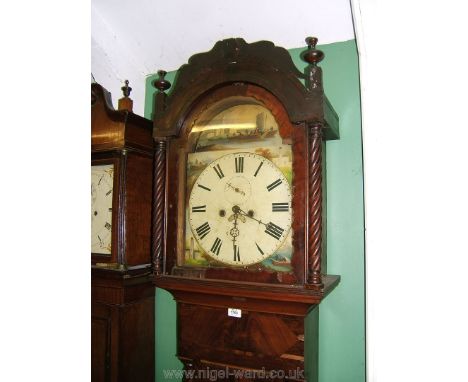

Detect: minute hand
[237,207,267,227]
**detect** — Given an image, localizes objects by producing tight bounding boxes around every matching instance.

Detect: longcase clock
[91,81,154,382]
[151,37,340,381]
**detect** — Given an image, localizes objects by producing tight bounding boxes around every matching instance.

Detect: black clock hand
[229,208,240,245]
[235,206,267,227]
[236,207,285,241]
[228,209,242,262]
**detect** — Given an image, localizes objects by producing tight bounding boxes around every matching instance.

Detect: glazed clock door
[91,156,120,266]
[165,86,303,284]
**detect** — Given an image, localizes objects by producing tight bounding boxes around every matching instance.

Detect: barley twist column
[151,70,171,275]
[151,139,166,275]
[301,36,325,288]
[307,123,323,287]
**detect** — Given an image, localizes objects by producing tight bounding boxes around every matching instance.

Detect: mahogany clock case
[149,38,341,381]
[91,83,155,382]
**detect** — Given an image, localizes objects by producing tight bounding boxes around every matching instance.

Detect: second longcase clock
[91,81,154,382]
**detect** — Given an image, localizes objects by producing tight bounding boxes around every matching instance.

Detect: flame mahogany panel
[178,303,305,380]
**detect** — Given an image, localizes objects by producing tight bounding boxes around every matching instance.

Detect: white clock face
[188,152,292,266]
[91,164,114,255]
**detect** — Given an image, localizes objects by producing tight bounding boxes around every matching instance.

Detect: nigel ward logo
[162,366,305,380]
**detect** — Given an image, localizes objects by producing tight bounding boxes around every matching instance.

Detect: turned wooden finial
[152,70,171,116]
[118,79,133,111]
[301,37,325,91]
[302,37,324,66]
[301,37,324,91]
[153,70,171,93]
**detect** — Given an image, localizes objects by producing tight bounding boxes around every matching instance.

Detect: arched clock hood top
[152,38,338,140]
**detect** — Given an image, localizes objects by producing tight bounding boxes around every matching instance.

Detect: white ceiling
[91,0,355,115]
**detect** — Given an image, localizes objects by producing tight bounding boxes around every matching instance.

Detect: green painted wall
[144,39,364,382]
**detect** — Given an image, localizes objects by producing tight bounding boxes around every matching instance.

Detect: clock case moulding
[151,38,340,317]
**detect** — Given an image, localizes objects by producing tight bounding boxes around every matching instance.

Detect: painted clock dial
[91,164,114,254]
[188,152,292,266]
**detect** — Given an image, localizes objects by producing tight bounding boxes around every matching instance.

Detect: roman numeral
[198,184,211,191]
[265,222,284,240]
[106,189,112,196]
[195,222,211,240]
[266,179,282,192]
[233,245,240,262]
[254,161,263,177]
[255,242,264,255]
[272,202,289,212]
[235,157,244,173]
[105,222,111,230]
[210,237,222,256]
[191,205,206,213]
[213,164,225,179]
